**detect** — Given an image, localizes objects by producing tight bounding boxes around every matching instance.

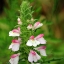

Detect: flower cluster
[27,22,43,30]
[8,1,47,64]
[9,18,22,64]
[9,17,47,64]
[26,20,47,64]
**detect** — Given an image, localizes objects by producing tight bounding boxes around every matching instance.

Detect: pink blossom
[27,22,43,30]
[9,27,20,36]
[9,53,20,64]
[35,34,46,44]
[28,50,41,62]
[26,34,46,47]
[34,46,47,56]
[27,24,33,30]
[17,17,22,25]
[26,36,40,47]
[9,38,21,51]
[33,22,43,30]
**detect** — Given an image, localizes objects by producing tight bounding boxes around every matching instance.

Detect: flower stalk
[8,1,47,64]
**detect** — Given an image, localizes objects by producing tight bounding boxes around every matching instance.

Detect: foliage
[0,0,64,64]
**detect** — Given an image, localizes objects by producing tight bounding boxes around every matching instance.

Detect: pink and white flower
[33,22,43,30]
[27,24,33,30]
[9,53,20,64]
[35,34,46,44]
[28,50,41,62]
[34,46,47,56]
[26,36,40,47]
[27,22,43,30]
[9,38,21,51]
[26,34,46,47]
[9,27,20,36]
[17,17,22,25]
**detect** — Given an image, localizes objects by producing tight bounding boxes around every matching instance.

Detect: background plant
[0,0,64,64]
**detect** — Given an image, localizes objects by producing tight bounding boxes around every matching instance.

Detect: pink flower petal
[37,46,46,50]
[11,54,19,58]
[35,34,44,40]
[9,38,21,51]
[33,22,43,30]
[27,24,33,30]
[30,50,36,56]
[12,27,20,33]
[34,46,47,56]
[39,49,47,56]
[28,50,41,63]
[17,27,20,31]
[36,53,41,60]
[30,36,35,40]
[34,22,40,27]
[36,38,46,44]
[12,39,20,43]
[12,43,20,51]
[28,53,33,62]
[9,53,20,64]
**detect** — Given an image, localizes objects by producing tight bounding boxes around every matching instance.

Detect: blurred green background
[0,0,64,64]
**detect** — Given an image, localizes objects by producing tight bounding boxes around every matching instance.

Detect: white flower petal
[26,40,33,46]
[27,24,33,30]
[37,38,46,44]
[39,49,47,56]
[33,56,38,62]
[35,40,40,45]
[13,33,20,36]
[9,43,13,49]
[9,31,20,36]
[28,50,41,63]
[32,40,40,47]
[36,23,43,29]
[32,42,37,47]
[33,53,41,62]
[36,53,41,60]
[9,56,19,64]
[9,31,13,36]
[9,54,19,64]
[26,39,40,47]
[13,56,19,64]
[12,43,20,51]
[9,59,14,64]
[28,53,33,62]
[33,23,43,30]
